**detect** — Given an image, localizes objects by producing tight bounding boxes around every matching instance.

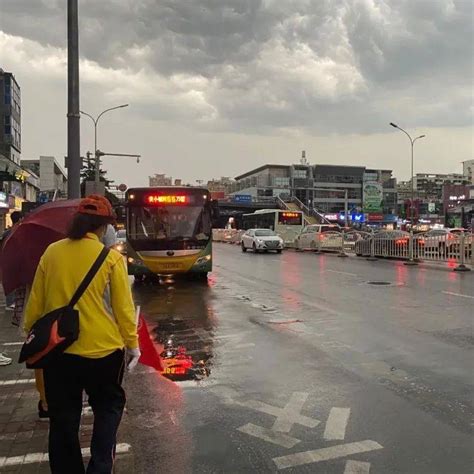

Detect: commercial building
[413,173,468,201]
[22,156,68,200]
[463,159,474,184]
[0,70,21,165]
[206,177,236,198]
[0,69,31,231]
[149,173,188,187]
[443,183,473,228]
[397,173,470,224]
[234,163,397,225]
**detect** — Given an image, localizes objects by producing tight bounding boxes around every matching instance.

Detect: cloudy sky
[0,0,472,186]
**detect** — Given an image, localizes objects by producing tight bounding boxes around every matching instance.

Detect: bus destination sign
[147,195,188,205]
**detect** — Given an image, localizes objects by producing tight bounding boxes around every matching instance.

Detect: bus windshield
[128,206,212,242]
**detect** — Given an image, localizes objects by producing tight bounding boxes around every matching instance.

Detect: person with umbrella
[0,211,23,366]
[23,195,140,474]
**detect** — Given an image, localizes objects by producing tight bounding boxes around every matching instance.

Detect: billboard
[363,182,383,213]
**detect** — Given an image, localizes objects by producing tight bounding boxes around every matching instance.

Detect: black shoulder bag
[19,247,110,368]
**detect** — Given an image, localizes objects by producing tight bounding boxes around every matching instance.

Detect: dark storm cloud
[0,0,472,133]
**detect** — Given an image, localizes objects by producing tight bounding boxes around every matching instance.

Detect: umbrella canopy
[1,199,81,295]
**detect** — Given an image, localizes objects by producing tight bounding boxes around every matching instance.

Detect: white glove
[126,347,141,372]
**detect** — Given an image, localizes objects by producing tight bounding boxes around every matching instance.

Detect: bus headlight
[128,256,144,266]
[194,255,212,266]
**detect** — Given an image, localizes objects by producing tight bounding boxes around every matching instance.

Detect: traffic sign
[118,183,128,192]
[233,194,252,203]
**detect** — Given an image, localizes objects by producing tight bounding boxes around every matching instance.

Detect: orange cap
[78,195,116,221]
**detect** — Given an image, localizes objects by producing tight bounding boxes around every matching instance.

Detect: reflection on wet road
[123,245,474,474]
[133,282,216,382]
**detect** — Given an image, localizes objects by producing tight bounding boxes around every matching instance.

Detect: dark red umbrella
[1,199,80,295]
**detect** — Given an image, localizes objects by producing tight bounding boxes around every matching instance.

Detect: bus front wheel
[134,274,144,283]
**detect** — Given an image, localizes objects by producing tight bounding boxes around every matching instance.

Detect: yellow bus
[126,187,214,281]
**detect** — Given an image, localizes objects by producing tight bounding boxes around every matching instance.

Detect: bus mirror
[211,200,220,220]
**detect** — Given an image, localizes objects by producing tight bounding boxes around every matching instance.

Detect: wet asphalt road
[122,244,474,474]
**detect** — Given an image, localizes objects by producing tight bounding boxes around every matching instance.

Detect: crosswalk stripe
[0,378,35,386]
[0,443,131,467]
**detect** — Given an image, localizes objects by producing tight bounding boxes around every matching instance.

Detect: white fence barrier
[212,229,244,244]
[213,228,473,269]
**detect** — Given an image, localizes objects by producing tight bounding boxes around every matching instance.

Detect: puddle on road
[133,281,217,383]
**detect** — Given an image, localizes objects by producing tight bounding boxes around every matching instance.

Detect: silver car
[241,229,284,253]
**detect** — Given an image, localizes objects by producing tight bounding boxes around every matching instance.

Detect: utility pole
[67,0,81,199]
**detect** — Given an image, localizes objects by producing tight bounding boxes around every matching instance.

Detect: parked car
[422,228,472,257]
[355,231,416,258]
[343,231,365,251]
[241,229,284,253]
[295,224,342,251]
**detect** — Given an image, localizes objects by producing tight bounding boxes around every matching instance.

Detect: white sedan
[241,229,284,253]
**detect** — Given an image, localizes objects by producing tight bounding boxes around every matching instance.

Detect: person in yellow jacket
[24,195,140,474]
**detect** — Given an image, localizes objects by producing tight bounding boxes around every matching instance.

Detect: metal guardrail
[213,228,473,271]
[212,229,245,244]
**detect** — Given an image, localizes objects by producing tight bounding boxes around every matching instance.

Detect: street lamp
[81,104,129,192]
[390,122,426,227]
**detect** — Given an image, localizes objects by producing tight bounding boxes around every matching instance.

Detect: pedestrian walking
[2,211,23,311]
[0,211,23,366]
[24,195,140,474]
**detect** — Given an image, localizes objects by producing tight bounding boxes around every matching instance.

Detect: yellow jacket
[24,233,138,358]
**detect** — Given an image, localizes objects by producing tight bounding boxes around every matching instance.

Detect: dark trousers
[44,350,126,474]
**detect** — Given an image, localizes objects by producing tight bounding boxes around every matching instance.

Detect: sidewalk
[0,293,135,473]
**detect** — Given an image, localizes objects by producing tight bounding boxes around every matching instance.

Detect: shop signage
[0,192,8,209]
[368,213,384,221]
[324,213,339,221]
[14,197,24,210]
[363,182,383,212]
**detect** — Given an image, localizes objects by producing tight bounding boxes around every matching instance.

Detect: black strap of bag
[68,246,110,308]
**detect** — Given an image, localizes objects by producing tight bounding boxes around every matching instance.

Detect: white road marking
[324,407,351,440]
[0,443,131,467]
[0,378,35,386]
[273,440,383,470]
[442,291,474,300]
[344,460,371,474]
[236,393,320,432]
[272,392,315,433]
[2,342,23,346]
[326,269,358,277]
[234,343,256,350]
[238,423,300,449]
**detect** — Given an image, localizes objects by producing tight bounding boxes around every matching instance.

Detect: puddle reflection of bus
[125,187,217,281]
[135,285,215,382]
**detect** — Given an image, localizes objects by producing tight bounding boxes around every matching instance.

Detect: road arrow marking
[238,423,300,449]
[324,407,351,440]
[273,440,383,470]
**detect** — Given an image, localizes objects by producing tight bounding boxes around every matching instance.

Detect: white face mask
[101,225,117,248]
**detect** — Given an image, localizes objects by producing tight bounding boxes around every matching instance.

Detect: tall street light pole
[390,123,426,227]
[67,0,81,199]
[81,104,128,194]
